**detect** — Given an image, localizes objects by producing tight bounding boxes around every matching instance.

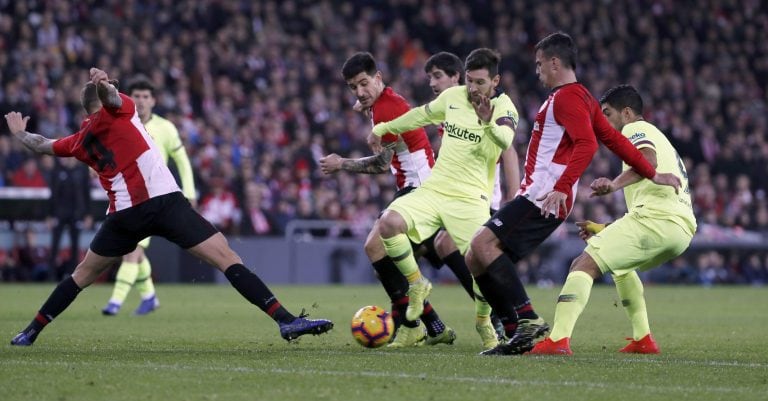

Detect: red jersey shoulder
[555,84,597,112]
[372,87,411,124]
[104,93,136,116]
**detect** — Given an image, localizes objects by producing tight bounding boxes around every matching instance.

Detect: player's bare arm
[591,147,679,195]
[367,132,383,153]
[500,147,520,203]
[91,68,123,109]
[320,144,395,175]
[4,112,55,155]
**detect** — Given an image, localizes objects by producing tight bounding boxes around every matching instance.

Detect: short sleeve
[52,132,82,157]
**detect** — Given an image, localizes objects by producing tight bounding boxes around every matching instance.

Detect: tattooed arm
[90,68,123,109]
[4,112,55,155]
[319,144,395,175]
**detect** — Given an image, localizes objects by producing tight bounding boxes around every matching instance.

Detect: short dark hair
[80,83,99,113]
[127,75,155,96]
[464,48,501,77]
[341,52,377,80]
[80,79,119,113]
[425,52,464,84]
[535,32,577,70]
[599,84,644,115]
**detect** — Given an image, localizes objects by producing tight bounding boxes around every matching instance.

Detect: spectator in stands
[48,156,91,280]
[200,171,241,235]
[1,0,767,284]
[11,158,47,188]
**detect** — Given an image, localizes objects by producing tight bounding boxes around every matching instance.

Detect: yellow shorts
[386,186,489,254]
[138,237,151,249]
[585,209,693,277]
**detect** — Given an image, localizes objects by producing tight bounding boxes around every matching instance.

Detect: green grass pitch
[2,283,767,401]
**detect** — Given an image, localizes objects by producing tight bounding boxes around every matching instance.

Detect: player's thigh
[90,213,147,257]
[586,213,692,276]
[186,232,242,271]
[440,197,489,254]
[153,193,219,250]
[122,246,144,263]
[385,187,443,244]
[71,249,122,288]
[486,196,563,262]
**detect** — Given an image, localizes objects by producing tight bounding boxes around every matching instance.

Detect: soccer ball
[350,305,394,348]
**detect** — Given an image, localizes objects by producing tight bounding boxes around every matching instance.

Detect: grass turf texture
[1,283,767,401]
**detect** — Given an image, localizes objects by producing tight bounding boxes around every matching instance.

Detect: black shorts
[485,196,563,263]
[90,192,218,257]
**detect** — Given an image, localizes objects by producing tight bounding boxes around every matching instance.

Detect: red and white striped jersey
[372,87,434,190]
[53,93,179,214]
[518,83,655,218]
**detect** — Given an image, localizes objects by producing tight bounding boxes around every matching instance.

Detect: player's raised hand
[319,153,343,174]
[469,88,494,123]
[367,133,382,153]
[575,220,606,241]
[536,190,567,218]
[589,177,615,197]
[89,68,109,85]
[352,100,371,117]
[651,172,681,194]
[4,112,30,136]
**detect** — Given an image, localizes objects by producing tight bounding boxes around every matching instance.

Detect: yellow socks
[614,271,650,340]
[381,234,422,283]
[472,280,492,318]
[550,271,593,341]
[109,261,139,304]
[135,257,156,299]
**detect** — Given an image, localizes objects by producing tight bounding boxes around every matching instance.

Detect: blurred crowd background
[1,0,766,285]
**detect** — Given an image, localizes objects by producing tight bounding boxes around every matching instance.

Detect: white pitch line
[268,348,768,369]
[2,359,764,395]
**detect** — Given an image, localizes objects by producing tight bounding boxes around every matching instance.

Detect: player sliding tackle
[6,68,332,346]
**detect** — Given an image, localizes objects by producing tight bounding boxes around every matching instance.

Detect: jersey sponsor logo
[449,104,459,109]
[443,121,481,143]
[491,218,503,227]
[629,132,646,142]
[532,121,541,132]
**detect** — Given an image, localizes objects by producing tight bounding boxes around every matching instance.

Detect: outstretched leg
[12,250,120,346]
[186,232,333,341]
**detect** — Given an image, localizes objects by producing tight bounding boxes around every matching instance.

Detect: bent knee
[469,226,497,253]
[378,210,405,237]
[434,231,457,259]
[569,252,601,279]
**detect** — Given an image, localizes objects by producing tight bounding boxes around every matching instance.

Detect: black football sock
[485,253,540,321]
[225,264,294,323]
[475,257,520,337]
[419,301,445,336]
[372,257,409,301]
[391,297,414,329]
[442,250,475,299]
[22,276,83,341]
[515,301,539,321]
